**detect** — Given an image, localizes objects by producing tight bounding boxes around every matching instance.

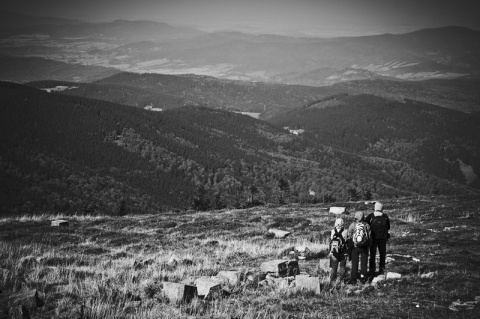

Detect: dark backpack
[352,222,369,248]
[370,214,388,239]
[330,228,346,254]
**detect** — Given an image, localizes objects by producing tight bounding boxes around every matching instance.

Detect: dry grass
[1,195,479,318]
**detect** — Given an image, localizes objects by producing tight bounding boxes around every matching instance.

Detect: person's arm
[385,214,391,231]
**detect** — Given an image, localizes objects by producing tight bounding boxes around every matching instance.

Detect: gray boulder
[260,260,300,277]
[295,275,321,294]
[268,229,291,238]
[51,220,69,227]
[162,282,197,303]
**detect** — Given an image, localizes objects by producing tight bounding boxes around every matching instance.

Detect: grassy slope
[1,195,479,318]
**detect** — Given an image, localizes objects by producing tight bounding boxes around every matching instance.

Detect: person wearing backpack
[347,211,372,284]
[329,218,348,283]
[365,202,390,275]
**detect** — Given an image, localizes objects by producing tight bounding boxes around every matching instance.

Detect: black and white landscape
[0,1,479,318]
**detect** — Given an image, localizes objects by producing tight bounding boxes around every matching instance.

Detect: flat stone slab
[295,275,321,294]
[162,282,197,303]
[260,259,299,277]
[51,220,69,226]
[329,207,346,215]
[268,229,291,238]
[371,275,386,286]
[194,277,223,299]
[386,272,402,280]
[217,271,242,286]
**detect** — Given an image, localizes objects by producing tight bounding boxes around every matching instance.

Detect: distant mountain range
[1,16,479,87]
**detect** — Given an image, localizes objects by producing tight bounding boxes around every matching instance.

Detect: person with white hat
[328,218,348,283]
[365,202,391,275]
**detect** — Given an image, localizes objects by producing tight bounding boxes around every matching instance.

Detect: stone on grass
[260,260,300,277]
[420,272,436,279]
[8,305,30,319]
[51,220,69,227]
[268,229,291,238]
[217,271,242,286]
[329,207,346,215]
[318,258,330,271]
[294,246,310,260]
[371,275,386,286]
[295,275,320,294]
[162,282,197,303]
[386,272,402,280]
[194,277,223,299]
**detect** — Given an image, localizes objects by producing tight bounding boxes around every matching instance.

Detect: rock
[268,229,291,238]
[371,275,386,286]
[162,282,197,303]
[295,275,320,294]
[386,272,402,280]
[180,276,196,286]
[294,246,310,260]
[194,277,223,299]
[353,289,363,296]
[329,207,346,215]
[260,260,300,277]
[51,220,69,227]
[420,272,436,279]
[8,289,45,309]
[217,271,242,286]
[386,257,395,264]
[318,258,330,271]
[8,305,30,319]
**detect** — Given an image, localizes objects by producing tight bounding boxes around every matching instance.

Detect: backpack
[352,222,369,248]
[370,214,388,239]
[330,228,346,254]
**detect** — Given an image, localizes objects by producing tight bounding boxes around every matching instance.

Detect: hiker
[347,211,371,284]
[365,202,390,275]
[329,218,348,283]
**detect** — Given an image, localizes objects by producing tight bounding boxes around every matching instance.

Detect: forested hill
[0,81,476,216]
[268,94,480,189]
[27,72,343,116]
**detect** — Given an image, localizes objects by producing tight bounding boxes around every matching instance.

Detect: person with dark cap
[365,202,391,275]
[347,211,371,284]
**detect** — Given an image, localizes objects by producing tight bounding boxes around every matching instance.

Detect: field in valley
[1,195,479,318]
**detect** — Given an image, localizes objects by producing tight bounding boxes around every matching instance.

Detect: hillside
[268,94,480,189]
[0,196,479,318]
[27,72,344,115]
[0,56,120,83]
[332,78,480,113]
[2,81,475,216]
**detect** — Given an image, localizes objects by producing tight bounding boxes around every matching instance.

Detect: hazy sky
[2,0,480,36]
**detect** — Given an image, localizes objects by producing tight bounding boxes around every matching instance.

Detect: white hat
[375,202,383,211]
[335,218,344,228]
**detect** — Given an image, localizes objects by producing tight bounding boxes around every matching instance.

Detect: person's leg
[329,254,339,282]
[378,239,387,273]
[369,240,378,274]
[350,248,359,283]
[360,248,368,282]
[339,255,346,281]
